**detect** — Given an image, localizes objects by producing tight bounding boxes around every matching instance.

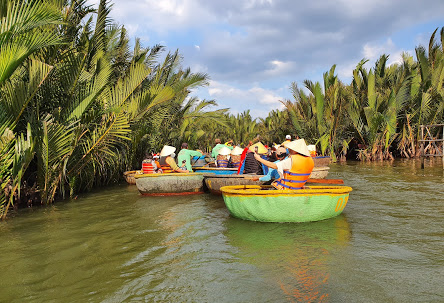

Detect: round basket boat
[310,166,330,179]
[220,185,352,223]
[123,170,141,185]
[135,173,204,196]
[313,156,331,167]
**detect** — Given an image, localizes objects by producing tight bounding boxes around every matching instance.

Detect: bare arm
[254,153,277,169]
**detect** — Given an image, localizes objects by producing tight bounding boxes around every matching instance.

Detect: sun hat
[153,153,159,158]
[249,142,267,154]
[231,146,243,155]
[285,135,291,140]
[218,146,232,156]
[160,145,176,157]
[285,139,310,156]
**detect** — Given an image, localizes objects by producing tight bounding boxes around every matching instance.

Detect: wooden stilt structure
[419,124,444,169]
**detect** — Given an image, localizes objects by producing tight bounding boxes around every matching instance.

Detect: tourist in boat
[254,139,314,189]
[142,153,158,174]
[252,146,288,182]
[211,138,234,158]
[230,146,243,168]
[153,153,161,171]
[282,134,292,146]
[240,142,268,175]
[177,142,203,172]
[216,146,231,167]
[159,145,189,173]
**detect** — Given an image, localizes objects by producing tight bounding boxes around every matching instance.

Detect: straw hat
[249,142,267,154]
[231,146,243,155]
[285,139,310,156]
[160,145,176,157]
[218,146,232,156]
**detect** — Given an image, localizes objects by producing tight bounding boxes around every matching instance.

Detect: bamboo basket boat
[220,185,352,223]
[135,173,204,196]
[123,170,142,185]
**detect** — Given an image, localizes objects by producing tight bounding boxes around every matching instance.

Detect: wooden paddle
[306,178,344,184]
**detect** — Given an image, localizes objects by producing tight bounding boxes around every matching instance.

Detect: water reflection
[224,215,351,302]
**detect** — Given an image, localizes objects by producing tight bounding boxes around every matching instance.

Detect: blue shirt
[259,159,281,181]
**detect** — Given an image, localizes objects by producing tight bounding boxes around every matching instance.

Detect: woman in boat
[216,146,231,167]
[229,146,243,168]
[240,142,268,175]
[254,139,314,190]
[159,145,189,173]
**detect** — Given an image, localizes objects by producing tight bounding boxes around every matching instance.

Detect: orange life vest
[273,154,314,190]
[142,160,155,174]
[159,156,174,173]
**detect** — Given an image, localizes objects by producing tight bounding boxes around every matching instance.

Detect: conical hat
[218,146,232,156]
[286,139,310,156]
[307,145,316,152]
[160,145,176,157]
[231,146,243,155]
[249,142,267,154]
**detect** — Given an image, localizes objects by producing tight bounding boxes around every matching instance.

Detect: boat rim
[134,172,204,179]
[220,184,352,195]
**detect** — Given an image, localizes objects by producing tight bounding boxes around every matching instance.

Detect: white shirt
[275,157,292,178]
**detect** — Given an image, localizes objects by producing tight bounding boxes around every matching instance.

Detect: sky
[88,0,444,117]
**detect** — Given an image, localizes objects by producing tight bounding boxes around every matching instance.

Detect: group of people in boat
[141,135,317,190]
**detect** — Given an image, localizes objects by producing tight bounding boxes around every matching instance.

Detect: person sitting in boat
[240,142,268,175]
[142,152,158,174]
[177,142,203,172]
[159,145,189,173]
[211,138,234,158]
[254,139,314,190]
[282,135,292,146]
[216,146,232,167]
[252,146,288,182]
[153,153,161,171]
[229,146,243,168]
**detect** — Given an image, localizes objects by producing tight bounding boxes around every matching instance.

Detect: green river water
[0,160,443,302]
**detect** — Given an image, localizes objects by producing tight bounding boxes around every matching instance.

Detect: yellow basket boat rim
[220,185,353,195]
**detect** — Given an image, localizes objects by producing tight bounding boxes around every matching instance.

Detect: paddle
[306,178,344,184]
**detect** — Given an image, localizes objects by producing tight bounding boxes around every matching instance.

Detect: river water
[0,160,443,302]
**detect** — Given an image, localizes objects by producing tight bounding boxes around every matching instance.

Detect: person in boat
[159,145,189,173]
[240,142,268,175]
[211,138,234,158]
[252,146,288,182]
[153,153,161,171]
[142,152,158,174]
[282,135,292,146]
[216,146,231,167]
[229,146,243,168]
[254,139,314,190]
[177,142,203,172]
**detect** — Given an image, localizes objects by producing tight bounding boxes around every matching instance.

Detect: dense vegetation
[0,0,443,218]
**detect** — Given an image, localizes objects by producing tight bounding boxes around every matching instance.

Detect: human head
[215,138,221,144]
[181,142,188,149]
[276,147,287,159]
[286,135,291,140]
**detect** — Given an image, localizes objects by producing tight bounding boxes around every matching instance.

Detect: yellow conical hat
[249,142,267,154]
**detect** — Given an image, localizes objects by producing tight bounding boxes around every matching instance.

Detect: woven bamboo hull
[135,173,204,196]
[123,170,141,185]
[221,185,352,223]
[309,166,330,179]
[194,167,238,175]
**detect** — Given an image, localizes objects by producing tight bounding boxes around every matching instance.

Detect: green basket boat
[220,185,352,223]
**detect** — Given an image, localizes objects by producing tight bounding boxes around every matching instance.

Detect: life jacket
[273,154,314,190]
[159,156,174,173]
[142,160,155,174]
